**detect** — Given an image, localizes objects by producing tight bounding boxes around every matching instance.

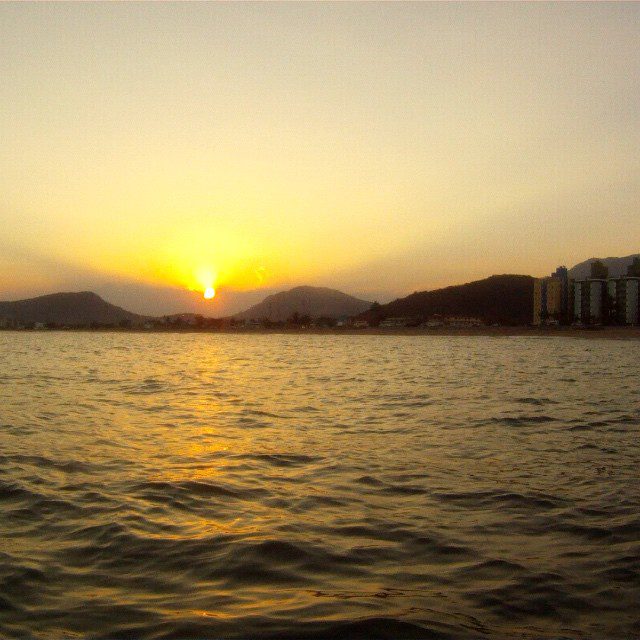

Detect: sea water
[1,333,638,639]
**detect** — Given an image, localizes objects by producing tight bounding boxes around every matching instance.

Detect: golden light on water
[203,287,215,300]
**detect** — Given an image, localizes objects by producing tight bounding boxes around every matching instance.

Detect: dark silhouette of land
[234,286,371,322]
[0,291,144,328]
[568,253,640,280]
[362,275,535,326]
[3,259,640,337]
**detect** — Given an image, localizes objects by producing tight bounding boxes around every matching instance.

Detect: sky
[1,2,639,315]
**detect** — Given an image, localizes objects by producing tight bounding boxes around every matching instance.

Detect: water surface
[1,333,639,639]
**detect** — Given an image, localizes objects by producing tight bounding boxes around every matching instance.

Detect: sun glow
[143,225,278,298]
[193,267,218,300]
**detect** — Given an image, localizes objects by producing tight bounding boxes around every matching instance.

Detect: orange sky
[1,3,639,314]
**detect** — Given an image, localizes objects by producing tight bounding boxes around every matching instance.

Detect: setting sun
[2,4,639,640]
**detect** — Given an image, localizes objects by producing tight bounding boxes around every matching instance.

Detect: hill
[235,286,371,321]
[568,254,640,280]
[0,291,145,327]
[363,275,535,326]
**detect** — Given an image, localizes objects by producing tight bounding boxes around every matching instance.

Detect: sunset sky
[1,2,639,315]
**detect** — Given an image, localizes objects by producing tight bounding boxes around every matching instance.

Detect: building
[379,317,410,328]
[614,277,640,325]
[573,278,640,326]
[446,316,483,327]
[536,260,640,327]
[533,266,570,325]
[572,263,609,324]
[570,260,640,326]
[572,278,607,324]
[617,259,640,325]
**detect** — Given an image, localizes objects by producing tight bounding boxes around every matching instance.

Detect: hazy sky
[1,2,639,315]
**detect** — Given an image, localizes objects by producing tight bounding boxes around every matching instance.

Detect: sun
[193,267,217,300]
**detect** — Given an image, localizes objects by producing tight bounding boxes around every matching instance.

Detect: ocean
[1,333,638,639]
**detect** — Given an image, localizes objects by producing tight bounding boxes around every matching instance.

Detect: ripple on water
[0,333,639,639]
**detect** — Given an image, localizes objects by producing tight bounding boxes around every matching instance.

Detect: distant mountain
[235,286,372,321]
[0,291,145,327]
[363,275,535,325]
[568,254,640,280]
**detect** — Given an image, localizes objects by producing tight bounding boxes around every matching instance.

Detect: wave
[2,333,640,639]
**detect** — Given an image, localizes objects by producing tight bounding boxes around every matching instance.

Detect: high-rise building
[590,260,609,280]
[533,266,570,325]
[533,258,640,325]
[569,260,639,325]
[572,278,607,324]
[534,261,639,327]
[627,257,640,278]
[615,278,640,325]
[612,260,640,325]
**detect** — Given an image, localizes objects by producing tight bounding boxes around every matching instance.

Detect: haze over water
[1,333,639,639]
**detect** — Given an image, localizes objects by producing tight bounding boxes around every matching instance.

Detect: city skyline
[2,3,640,315]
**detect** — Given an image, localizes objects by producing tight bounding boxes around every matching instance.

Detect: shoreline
[3,326,640,340]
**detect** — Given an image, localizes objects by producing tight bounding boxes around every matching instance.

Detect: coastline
[3,326,640,340]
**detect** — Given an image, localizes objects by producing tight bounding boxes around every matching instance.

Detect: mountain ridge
[361,274,535,325]
[568,254,640,279]
[4,257,638,328]
[0,291,145,327]
[234,285,372,321]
